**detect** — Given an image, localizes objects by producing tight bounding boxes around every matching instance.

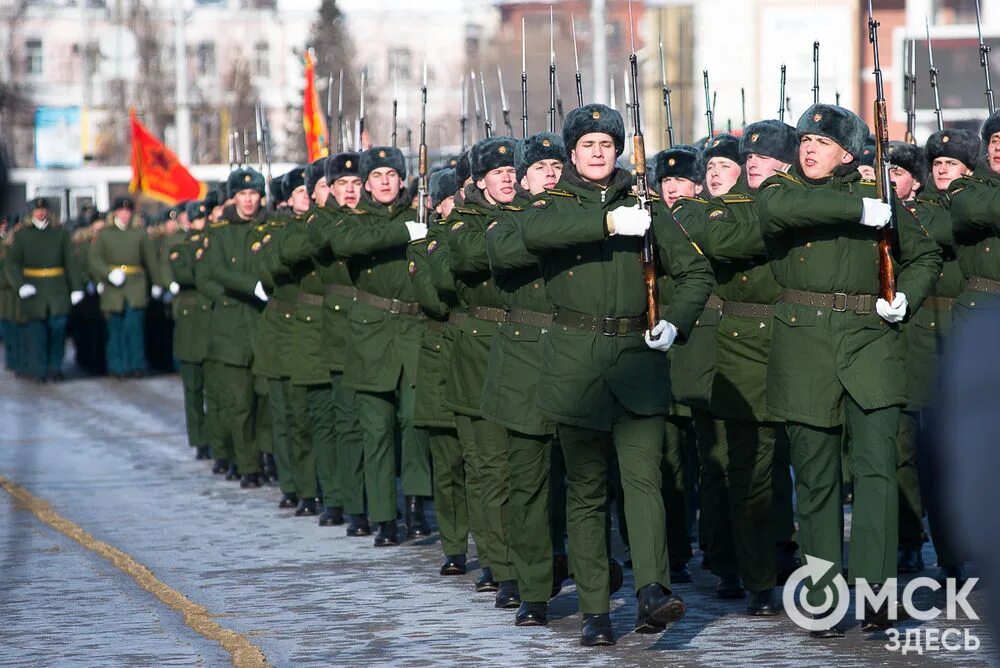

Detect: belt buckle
[618,318,631,336]
[831,292,848,312]
[600,317,618,336]
[388,298,402,314]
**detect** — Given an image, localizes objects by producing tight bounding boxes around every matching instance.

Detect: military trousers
[454,415,489,568]
[309,382,341,508]
[664,416,693,568]
[2,320,20,372]
[332,373,365,514]
[559,409,670,615]
[267,378,295,496]
[178,361,206,449]
[105,306,146,376]
[788,397,899,606]
[549,441,568,556]
[897,411,925,551]
[725,419,784,592]
[23,315,67,380]
[428,427,469,556]
[508,430,554,603]
[773,428,796,545]
[467,417,512,581]
[694,410,739,578]
[217,363,259,476]
[286,383,318,499]
[202,360,231,462]
[254,376,271,456]
[914,408,964,570]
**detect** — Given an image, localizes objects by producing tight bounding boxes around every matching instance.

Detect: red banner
[303,48,330,161]
[128,109,206,205]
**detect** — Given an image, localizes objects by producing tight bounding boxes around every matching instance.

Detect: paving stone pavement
[0,369,996,667]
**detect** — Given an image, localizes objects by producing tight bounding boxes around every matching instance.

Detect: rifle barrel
[976,0,996,114]
[868,2,898,302]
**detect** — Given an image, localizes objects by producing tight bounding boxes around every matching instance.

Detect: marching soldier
[5,197,84,382]
[521,104,713,646]
[757,104,942,635]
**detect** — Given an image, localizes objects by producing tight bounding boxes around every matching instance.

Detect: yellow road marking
[0,475,268,668]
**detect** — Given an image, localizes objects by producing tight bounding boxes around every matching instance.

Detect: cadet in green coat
[328,147,431,547]
[87,197,164,378]
[196,167,270,486]
[167,202,211,460]
[5,197,84,382]
[522,104,714,646]
[758,104,942,634]
[0,221,19,374]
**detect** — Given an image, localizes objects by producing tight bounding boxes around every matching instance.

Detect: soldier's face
[312,178,330,207]
[289,185,311,215]
[890,166,920,201]
[660,177,701,208]
[705,157,741,197]
[477,166,517,204]
[436,195,456,219]
[365,168,402,205]
[115,208,133,225]
[745,154,790,190]
[571,133,616,185]
[234,189,262,218]
[989,133,1000,174]
[932,157,972,191]
[191,217,206,231]
[798,134,853,180]
[521,159,563,195]
[332,176,362,209]
[31,206,47,221]
[164,219,178,235]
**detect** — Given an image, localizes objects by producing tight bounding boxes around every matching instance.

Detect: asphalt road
[0,367,995,667]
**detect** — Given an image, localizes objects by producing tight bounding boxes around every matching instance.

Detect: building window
[197,41,215,77]
[253,42,269,77]
[388,48,411,84]
[25,38,42,76]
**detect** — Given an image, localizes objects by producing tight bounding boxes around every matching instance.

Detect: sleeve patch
[261,233,272,245]
[251,241,263,254]
[486,220,498,231]
[427,240,439,254]
[708,209,725,220]
[195,248,204,260]
[169,251,179,261]
[408,260,418,276]
[531,199,550,208]
[451,221,465,232]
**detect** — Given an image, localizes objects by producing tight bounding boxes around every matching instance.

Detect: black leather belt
[782,289,875,315]
[923,296,955,311]
[553,309,645,336]
[965,276,1000,295]
[355,289,422,315]
[324,283,358,299]
[722,301,774,318]
[296,293,323,306]
[468,305,508,323]
[507,308,553,327]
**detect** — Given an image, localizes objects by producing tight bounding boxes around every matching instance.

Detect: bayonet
[778,64,786,121]
[357,68,366,152]
[480,70,493,139]
[572,14,584,106]
[548,6,556,133]
[471,70,483,140]
[658,36,674,147]
[703,70,714,137]
[337,69,344,152]
[520,17,528,137]
[813,41,820,104]
[255,100,264,172]
[905,37,917,143]
[976,0,995,114]
[498,65,514,136]
[741,87,746,129]
[460,73,469,151]
[927,17,944,131]
[391,70,398,148]
[326,73,334,152]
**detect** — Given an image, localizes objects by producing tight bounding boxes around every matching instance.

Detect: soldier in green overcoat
[757,104,942,634]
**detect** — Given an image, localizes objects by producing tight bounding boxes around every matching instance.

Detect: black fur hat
[702,133,743,166]
[269,172,286,203]
[653,145,705,184]
[981,110,1000,144]
[472,136,518,181]
[456,150,472,184]
[360,146,407,182]
[111,196,135,211]
[859,135,877,167]
[430,168,458,206]
[925,129,981,171]
[796,104,869,158]
[227,167,266,197]
[562,103,625,157]
[305,157,328,195]
[185,199,208,221]
[515,132,567,180]
[325,152,360,183]
[203,188,220,211]
[740,120,798,164]
[281,167,306,196]
[886,141,927,186]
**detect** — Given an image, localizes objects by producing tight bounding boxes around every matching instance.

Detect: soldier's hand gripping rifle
[658,37,674,147]
[418,62,429,227]
[627,0,659,337]
[868,0,897,302]
[497,66,514,136]
[975,0,996,115]
[926,17,944,132]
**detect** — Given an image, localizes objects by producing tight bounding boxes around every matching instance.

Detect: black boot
[404,496,432,538]
[494,580,521,609]
[475,567,499,593]
[897,547,923,574]
[861,584,908,632]
[580,613,615,646]
[775,541,801,585]
[515,601,548,626]
[224,463,239,481]
[278,493,299,509]
[809,615,846,639]
[747,588,780,616]
[609,559,624,596]
[347,514,372,537]
[716,575,746,599]
[261,453,278,484]
[670,562,692,584]
[294,497,318,517]
[634,583,686,633]
[239,473,261,489]
[439,554,467,576]
[373,521,399,547]
[551,554,570,598]
[318,506,344,526]
[195,446,211,460]
[937,565,967,587]
[212,458,228,475]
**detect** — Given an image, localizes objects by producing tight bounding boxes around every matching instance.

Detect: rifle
[254,100,264,173]
[975,0,996,114]
[391,71,398,148]
[480,70,493,139]
[471,70,483,140]
[357,69,366,152]
[812,41,820,104]
[227,125,236,169]
[926,17,944,131]
[232,131,242,168]
[460,73,469,151]
[703,70,714,137]
[520,17,529,137]
[905,38,917,143]
[548,7,556,133]
[835,90,841,106]
[418,62,428,227]
[740,87,746,129]
[572,14,584,107]
[867,0,897,302]
[658,37,674,147]
[778,64,786,121]
[326,73,334,153]
[337,69,344,152]
[498,65,514,136]
[627,0,659,337]
[260,108,273,185]
[242,128,251,166]
[623,70,632,133]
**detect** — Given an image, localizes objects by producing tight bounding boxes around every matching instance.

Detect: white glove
[860,198,892,229]
[608,204,651,237]
[70,290,84,305]
[876,292,908,323]
[169,281,180,295]
[644,320,678,351]
[18,284,36,299]
[97,282,105,295]
[404,220,428,241]
[254,281,269,302]
[107,268,126,287]
[150,284,164,299]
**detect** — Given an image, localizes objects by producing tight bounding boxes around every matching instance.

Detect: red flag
[129,109,206,204]
[303,48,329,161]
